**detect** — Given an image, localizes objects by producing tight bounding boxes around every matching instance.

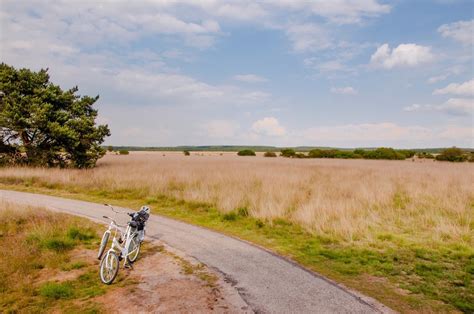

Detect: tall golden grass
[1,152,473,245]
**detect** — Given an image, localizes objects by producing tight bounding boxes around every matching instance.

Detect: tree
[0,63,110,168]
[435,147,467,162]
[280,148,295,157]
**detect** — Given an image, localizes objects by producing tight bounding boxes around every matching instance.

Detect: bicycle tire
[97,231,110,260]
[99,251,119,284]
[127,234,141,263]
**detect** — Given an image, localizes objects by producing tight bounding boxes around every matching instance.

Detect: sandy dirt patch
[95,241,250,313]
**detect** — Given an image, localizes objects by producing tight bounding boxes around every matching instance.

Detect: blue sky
[1,0,473,148]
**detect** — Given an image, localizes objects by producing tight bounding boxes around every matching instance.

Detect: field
[1,152,473,312]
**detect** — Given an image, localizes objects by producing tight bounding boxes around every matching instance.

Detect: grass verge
[0,180,472,313]
[0,202,133,313]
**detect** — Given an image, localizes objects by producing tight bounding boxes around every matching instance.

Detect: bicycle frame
[102,210,139,267]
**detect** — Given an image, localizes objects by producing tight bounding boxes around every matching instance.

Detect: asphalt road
[1,189,392,313]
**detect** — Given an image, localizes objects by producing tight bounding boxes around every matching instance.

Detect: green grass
[0,179,473,313]
[0,205,123,313]
[39,282,74,299]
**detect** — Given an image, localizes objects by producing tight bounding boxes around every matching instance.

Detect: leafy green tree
[0,63,110,168]
[280,148,296,157]
[435,147,467,162]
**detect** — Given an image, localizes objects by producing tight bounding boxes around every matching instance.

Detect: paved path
[1,190,392,313]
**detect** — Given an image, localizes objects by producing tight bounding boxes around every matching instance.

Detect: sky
[0,0,473,148]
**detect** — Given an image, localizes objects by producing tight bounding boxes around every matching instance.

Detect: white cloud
[404,98,473,116]
[271,0,390,24]
[251,117,286,136]
[438,19,474,45]
[427,75,449,84]
[330,86,358,95]
[438,98,473,116]
[433,79,474,96]
[403,104,433,112]
[286,23,332,52]
[203,120,239,138]
[234,74,268,83]
[370,43,435,69]
[241,91,271,103]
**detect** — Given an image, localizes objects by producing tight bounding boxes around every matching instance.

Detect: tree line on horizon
[236,147,473,162]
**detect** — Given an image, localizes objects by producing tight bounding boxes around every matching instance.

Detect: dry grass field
[1,152,472,246]
[1,152,473,312]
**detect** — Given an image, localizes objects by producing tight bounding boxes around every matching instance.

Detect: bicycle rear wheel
[99,251,119,284]
[127,234,141,263]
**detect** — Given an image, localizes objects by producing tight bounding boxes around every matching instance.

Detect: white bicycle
[97,204,150,284]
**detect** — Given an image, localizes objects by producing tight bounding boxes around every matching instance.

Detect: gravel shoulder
[0,189,393,313]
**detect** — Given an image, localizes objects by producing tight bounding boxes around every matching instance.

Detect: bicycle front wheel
[97,231,110,260]
[99,251,119,284]
[127,234,141,263]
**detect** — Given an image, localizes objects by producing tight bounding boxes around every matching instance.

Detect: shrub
[362,148,406,160]
[398,150,416,159]
[436,147,467,162]
[263,151,277,157]
[118,150,129,155]
[417,152,434,159]
[107,146,114,152]
[183,150,190,156]
[280,148,296,157]
[237,149,256,156]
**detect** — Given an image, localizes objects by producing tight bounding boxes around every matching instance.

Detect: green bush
[263,151,277,157]
[280,148,296,157]
[417,152,435,159]
[436,147,468,162]
[398,150,416,159]
[118,150,129,155]
[237,149,256,156]
[360,147,405,160]
[183,150,190,156]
